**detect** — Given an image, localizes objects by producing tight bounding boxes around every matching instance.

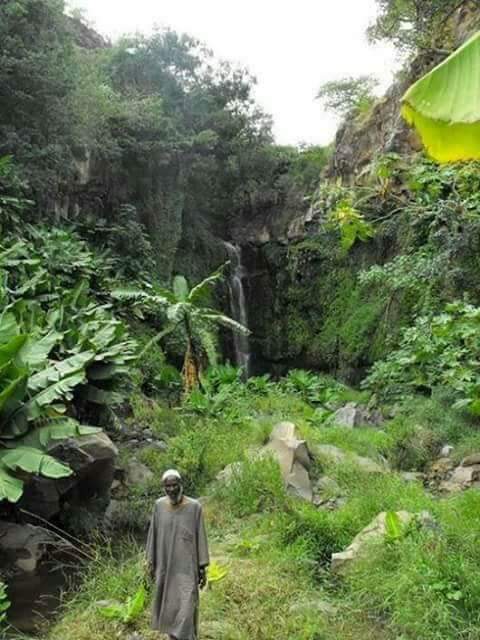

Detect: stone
[20,432,118,520]
[439,464,480,493]
[331,511,432,573]
[125,460,154,486]
[310,443,387,474]
[263,422,313,501]
[461,453,480,467]
[329,403,384,429]
[0,523,56,573]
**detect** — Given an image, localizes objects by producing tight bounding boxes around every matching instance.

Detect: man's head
[162,469,183,505]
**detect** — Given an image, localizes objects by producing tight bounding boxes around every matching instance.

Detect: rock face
[263,422,313,501]
[331,511,433,573]
[329,403,384,428]
[19,432,118,520]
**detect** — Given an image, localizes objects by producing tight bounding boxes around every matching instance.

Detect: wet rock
[0,523,56,573]
[263,422,313,501]
[331,511,433,573]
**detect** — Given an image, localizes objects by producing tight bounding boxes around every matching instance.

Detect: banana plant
[113,265,249,392]
[0,314,100,503]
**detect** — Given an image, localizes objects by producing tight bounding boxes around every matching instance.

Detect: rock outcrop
[19,432,118,520]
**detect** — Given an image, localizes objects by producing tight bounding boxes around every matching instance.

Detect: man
[146,469,209,640]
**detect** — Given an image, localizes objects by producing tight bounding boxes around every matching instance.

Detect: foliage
[207,561,229,584]
[402,31,480,163]
[97,586,147,625]
[316,75,379,117]
[213,456,287,518]
[365,301,480,412]
[0,0,78,197]
[113,267,248,392]
[327,201,375,252]
[0,580,9,627]
[367,0,470,53]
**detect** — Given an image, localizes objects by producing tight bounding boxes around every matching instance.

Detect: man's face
[164,477,182,504]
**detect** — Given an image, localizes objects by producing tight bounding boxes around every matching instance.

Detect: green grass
[43,377,480,640]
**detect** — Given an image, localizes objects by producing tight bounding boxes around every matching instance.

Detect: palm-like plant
[113,266,249,392]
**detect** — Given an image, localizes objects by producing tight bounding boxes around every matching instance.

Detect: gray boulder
[329,403,384,429]
[263,422,313,501]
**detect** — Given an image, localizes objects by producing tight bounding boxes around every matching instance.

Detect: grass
[40,374,480,640]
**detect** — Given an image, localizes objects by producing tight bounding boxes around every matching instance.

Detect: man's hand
[198,566,207,590]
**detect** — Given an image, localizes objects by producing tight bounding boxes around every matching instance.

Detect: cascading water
[225,242,251,377]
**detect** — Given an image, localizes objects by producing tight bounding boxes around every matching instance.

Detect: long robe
[146,496,209,640]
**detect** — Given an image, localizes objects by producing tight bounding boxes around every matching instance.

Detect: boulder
[125,460,154,486]
[329,403,384,429]
[310,443,387,474]
[331,511,433,573]
[20,432,118,520]
[0,523,57,573]
[461,453,480,467]
[263,422,313,501]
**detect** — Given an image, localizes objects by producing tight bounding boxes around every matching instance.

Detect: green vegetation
[42,369,480,640]
[3,3,480,640]
[316,75,379,117]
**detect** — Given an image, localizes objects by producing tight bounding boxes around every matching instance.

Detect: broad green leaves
[97,586,147,625]
[327,202,375,252]
[402,32,480,163]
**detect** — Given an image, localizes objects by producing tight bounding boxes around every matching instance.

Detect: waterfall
[225,242,251,377]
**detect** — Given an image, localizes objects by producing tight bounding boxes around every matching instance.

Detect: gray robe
[146,496,209,640]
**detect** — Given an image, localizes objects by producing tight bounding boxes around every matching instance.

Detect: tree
[367,0,473,54]
[113,267,249,392]
[316,76,380,117]
[0,0,77,198]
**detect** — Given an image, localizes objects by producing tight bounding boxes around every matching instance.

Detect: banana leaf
[402,31,480,163]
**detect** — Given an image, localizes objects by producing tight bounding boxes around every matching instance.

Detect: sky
[66,0,398,146]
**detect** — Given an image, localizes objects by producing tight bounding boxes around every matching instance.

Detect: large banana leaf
[0,465,23,502]
[28,351,93,393]
[0,446,72,478]
[402,31,480,163]
[18,418,101,448]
